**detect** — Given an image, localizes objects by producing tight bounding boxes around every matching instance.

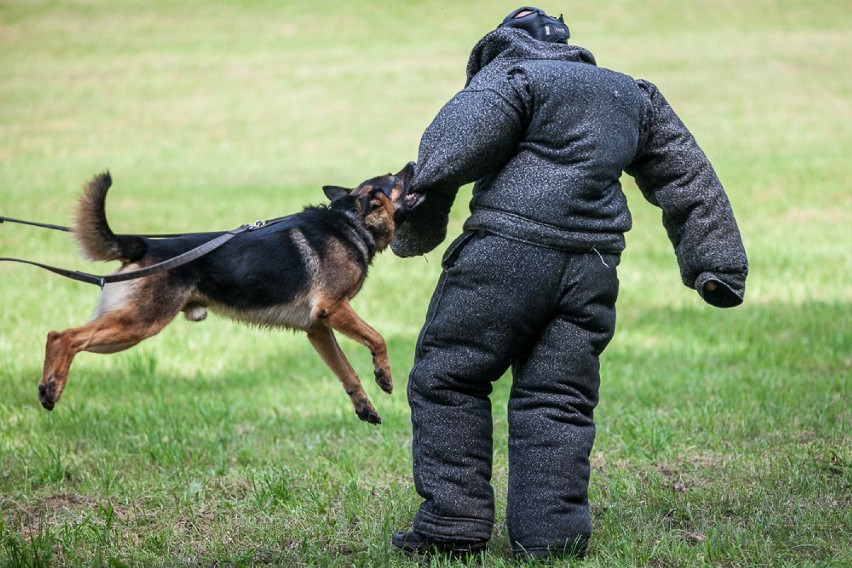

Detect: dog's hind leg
[306,323,382,425]
[39,297,183,411]
[321,299,393,395]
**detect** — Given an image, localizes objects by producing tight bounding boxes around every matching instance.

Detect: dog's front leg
[306,324,382,425]
[322,300,392,395]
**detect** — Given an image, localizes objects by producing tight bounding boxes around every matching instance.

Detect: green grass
[1,1,849,566]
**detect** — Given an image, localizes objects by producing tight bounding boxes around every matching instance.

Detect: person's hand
[697,274,743,308]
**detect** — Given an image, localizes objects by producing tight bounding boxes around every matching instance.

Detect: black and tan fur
[38,163,422,424]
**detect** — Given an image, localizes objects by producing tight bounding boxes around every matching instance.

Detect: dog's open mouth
[404,191,425,210]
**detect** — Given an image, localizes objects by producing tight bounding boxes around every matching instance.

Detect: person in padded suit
[390,7,748,560]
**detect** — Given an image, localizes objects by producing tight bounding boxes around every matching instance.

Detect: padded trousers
[408,231,619,557]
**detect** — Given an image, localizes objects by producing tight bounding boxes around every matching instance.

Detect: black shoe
[391,530,487,555]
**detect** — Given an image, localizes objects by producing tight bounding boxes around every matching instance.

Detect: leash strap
[0,215,221,239]
[1,211,297,286]
[0,257,110,287]
[94,226,250,285]
[1,224,255,288]
[0,215,72,232]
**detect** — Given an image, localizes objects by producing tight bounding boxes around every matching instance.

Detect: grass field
[1,1,849,566]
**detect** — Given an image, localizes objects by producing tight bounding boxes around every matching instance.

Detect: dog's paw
[355,397,382,425]
[374,368,393,394]
[38,379,57,411]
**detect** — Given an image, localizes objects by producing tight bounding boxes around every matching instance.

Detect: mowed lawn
[1,1,849,566]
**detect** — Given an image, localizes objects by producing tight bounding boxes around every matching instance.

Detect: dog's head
[323,162,424,251]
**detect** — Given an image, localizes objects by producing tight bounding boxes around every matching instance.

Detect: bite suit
[391,27,748,557]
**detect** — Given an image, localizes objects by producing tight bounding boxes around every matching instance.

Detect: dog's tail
[74,172,146,262]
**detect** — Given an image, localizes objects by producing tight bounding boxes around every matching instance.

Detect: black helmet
[499,6,570,43]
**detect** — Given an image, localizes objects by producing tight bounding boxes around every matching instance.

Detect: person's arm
[626,80,748,307]
[391,71,529,257]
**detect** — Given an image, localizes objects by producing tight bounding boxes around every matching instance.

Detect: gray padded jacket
[391,28,748,307]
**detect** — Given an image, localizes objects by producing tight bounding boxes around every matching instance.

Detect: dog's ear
[397,161,415,183]
[323,185,350,202]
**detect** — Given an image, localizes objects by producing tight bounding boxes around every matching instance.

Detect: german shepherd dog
[38,163,423,424]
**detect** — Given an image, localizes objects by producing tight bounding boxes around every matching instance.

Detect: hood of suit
[465,27,597,87]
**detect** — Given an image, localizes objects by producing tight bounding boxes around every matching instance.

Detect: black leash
[0,215,73,233]
[0,215,218,239]
[1,215,293,288]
